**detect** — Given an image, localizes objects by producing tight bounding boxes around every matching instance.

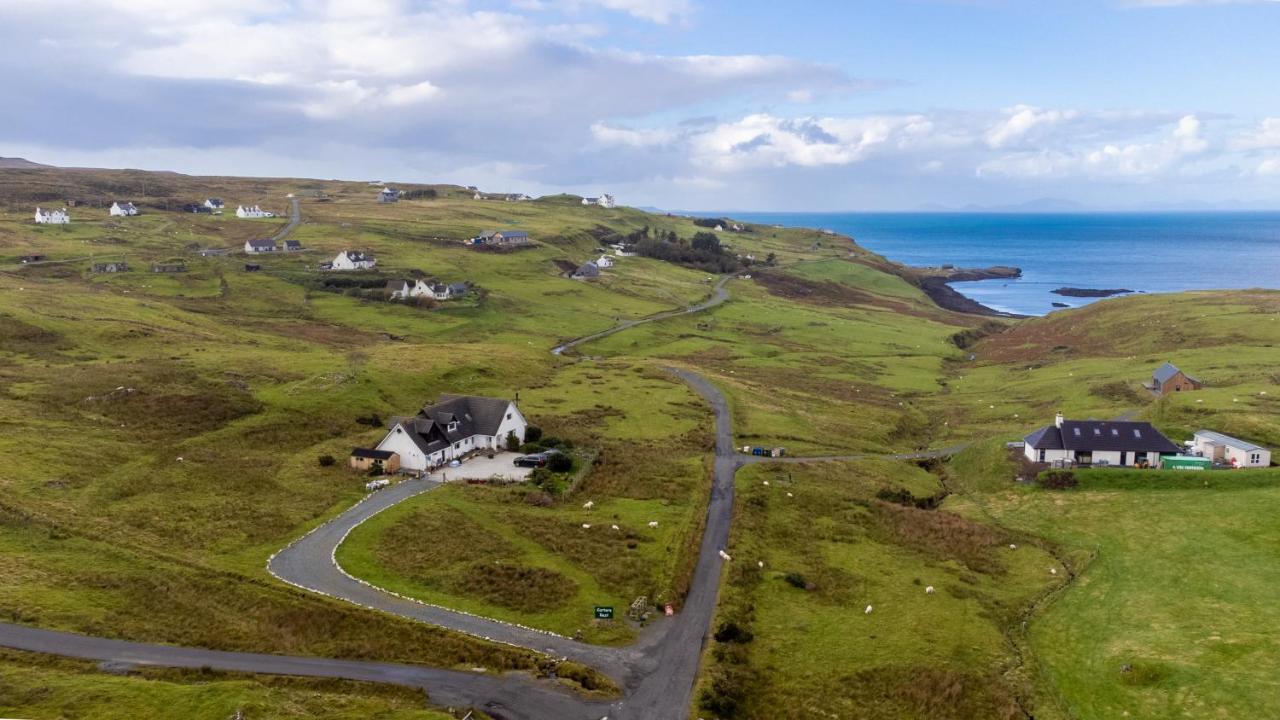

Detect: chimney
[1054,412,1064,428]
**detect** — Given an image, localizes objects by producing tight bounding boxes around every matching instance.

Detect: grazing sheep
[1049,567,1057,575]
[925,586,935,594]
[583,500,594,509]
[762,480,770,486]
[786,492,793,498]
[648,521,659,528]
[611,524,620,531]
[864,605,873,614]
[718,550,731,561]
[757,561,765,568]
[1009,543,1018,550]
[582,524,591,529]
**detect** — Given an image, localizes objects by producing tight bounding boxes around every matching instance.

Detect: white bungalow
[34,207,70,224]
[109,202,138,217]
[236,205,275,219]
[204,198,225,213]
[1023,413,1181,467]
[331,250,377,270]
[375,395,528,472]
[581,193,616,209]
[245,239,277,254]
[385,279,412,300]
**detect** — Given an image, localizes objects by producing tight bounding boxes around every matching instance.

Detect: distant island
[1052,287,1134,298]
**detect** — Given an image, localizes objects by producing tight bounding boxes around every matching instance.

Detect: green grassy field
[3,167,1278,720]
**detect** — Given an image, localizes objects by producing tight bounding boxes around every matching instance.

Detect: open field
[948,443,1280,720]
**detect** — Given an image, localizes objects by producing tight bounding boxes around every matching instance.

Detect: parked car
[514,449,562,468]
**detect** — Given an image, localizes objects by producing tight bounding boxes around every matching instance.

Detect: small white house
[377,187,399,203]
[331,250,376,270]
[596,255,614,268]
[109,202,138,217]
[385,279,412,299]
[375,395,528,471]
[236,205,275,219]
[245,239,277,254]
[34,207,70,224]
[204,198,225,213]
[1192,430,1272,468]
[581,193,616,209]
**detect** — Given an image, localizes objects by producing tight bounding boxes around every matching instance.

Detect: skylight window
[1111,429,1119,436]
[1073,428,1081,436]
[1134,429,1142,438]
[1093,428,1101,436]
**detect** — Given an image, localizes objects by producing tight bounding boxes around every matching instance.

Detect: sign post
[593,606,614,620]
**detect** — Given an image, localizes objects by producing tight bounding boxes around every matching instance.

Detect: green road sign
[594,606,614,620]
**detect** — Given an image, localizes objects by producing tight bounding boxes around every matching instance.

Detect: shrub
[506,431,520,451]
[547,453,573,473]
[783,572,810,590]
[355,413,382,427]
[524,490,553,507]
[519,442,545,454]
[524,425,543,443]
[714,621,754,644]
[1039,469,1078,490]
[317,455,336,467]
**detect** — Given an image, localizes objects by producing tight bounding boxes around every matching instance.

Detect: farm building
[1149,362,1203,394]
[331,250,376,270]
[1192,430,1272,468]
[236,205,275,218]
[109,202,138,217]
[573,261,600,279]
[34,207,70,224]
[350,448,400,473]
[152,262,187,273]
[282,240,302,252]
[374,395,528,472]
[471,230,530,246]
[91,261,129,273]
[245,239,277,254]
[1023,413,1181,467]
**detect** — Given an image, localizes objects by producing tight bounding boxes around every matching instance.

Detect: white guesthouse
[109,202,138,217]
[34,207,70,224]
[375,395,528,471]
[331,250,377,270]
[236,205,275,218]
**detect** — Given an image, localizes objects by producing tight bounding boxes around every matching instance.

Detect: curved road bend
[552,275,732,356]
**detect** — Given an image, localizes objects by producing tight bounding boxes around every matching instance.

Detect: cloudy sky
[3,0,1280,210]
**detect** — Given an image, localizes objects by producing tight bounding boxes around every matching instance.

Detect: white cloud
[978,114,1210,179]
[1231,118,1280,150]
[687,113,938,171]
[1258,157,1280,176]
[591,123,677,147]
[985,105,1079,148]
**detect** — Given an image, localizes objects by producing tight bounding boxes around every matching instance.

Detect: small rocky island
[1051,287,1134,298]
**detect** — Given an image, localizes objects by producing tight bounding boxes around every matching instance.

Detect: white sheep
[718,550,731,561]
[1009,543,1018,550]
[762,480,769,486]
[611,524,620,531]
[1049,567,1057,575]
[583,500,594,509]
[786,492,793,498]
[648,521,659,528]
[864,605,873,614]
[757,561,765,568]
[582,523,592,529]
[925,586,935,594]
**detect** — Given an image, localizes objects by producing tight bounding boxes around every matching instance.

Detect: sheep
[1009,543,1018,550]
[583,500,594,509]
[864,605,873,614]
[718,550,731,561]
[762,480,770,486]
[1049,567,1057,575]
[786,492,793,498]
[757,561,765,568]
[648,521,659,528]
[925,586,935,594]
[582,523,592,529]
[611,524,620,531]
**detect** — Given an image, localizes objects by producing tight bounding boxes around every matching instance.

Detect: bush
[524,490,553,507]
[714,621,754,644]
[547,453,573,473]
[524,425,543,443]
[317,455,336,467]
[506,431,520,451]
[519,442,545,454]
[1039,469,1078,490]
[783,572,810,590]
[355,413,382,427]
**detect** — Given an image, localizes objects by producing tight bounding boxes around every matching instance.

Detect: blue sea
[728,212,1280,316]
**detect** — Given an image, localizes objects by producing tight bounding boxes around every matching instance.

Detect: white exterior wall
[493,403,529,448]
[376,425,429,471]
[109,203,137,217]
[1025,446,1073,464]
[332,253,376,270]
[34,208,70,224]
[1225,446,1271,468]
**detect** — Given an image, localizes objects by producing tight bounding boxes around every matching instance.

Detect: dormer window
[1093,428,1101,436]
[1111,429,1118,436]
[1073,428,1081,436]
[448,421,459,432]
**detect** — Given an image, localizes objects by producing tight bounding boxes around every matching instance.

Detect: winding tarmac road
[0,268,963,719]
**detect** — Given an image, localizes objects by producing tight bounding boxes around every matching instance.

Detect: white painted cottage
[581,193,616,209]
[331,250,377,270]
[1023,413,1181,467]
[375,395,528,471]
[34,207,70,224]
[109,202,138,217]
[204,198,225,213]
[1192,430,1272,468]
[245,239,277,254]
[236,205,275,218]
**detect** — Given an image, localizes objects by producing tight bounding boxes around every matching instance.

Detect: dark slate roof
[385,395,514,457]
[1153,362,1199,384]
[247,239,276,249]
[478,230,527,240]
[351,448,396,460]
[1025,420,1180,453]
[385,279,410,292]
[448,282,468,295]
[343,251,374,262]
[1194,430,1266,453]
[283,240,301,249]
[575,261,599,276]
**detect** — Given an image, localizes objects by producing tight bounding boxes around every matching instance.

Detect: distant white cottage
[34,207,70,224]
[204,198,225,213]
[596,254,614,268]
[331,250,377,270]
[377,187,400,203]
[236,205,275,219]
[109,202,138,217]
[581,193,616,209]
[245,239,277,254]
[374,394,528,471]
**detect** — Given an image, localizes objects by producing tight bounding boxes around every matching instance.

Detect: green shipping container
[1161,456,1212,471]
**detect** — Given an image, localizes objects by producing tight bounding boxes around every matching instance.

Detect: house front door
[1120,452,1128,466]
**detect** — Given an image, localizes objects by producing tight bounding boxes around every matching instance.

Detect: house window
[1038,449,1046,462]
[1251,453,1261,464]
[506,413,512,419]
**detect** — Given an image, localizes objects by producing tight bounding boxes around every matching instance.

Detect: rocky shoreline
[913,265,1026,318]
[1051,287,1134,298]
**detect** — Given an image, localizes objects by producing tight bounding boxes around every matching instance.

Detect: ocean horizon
[724,211,1280,316]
